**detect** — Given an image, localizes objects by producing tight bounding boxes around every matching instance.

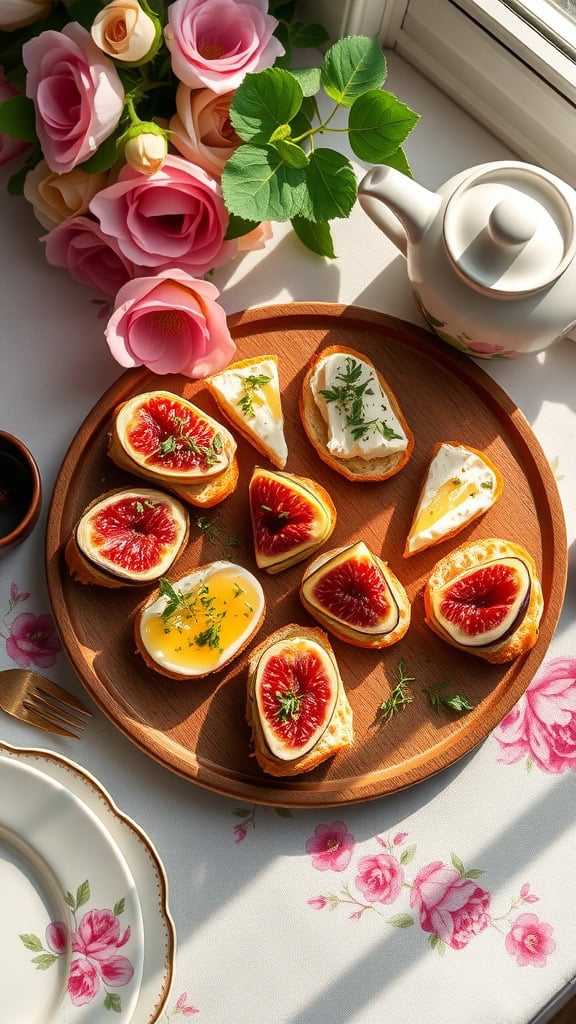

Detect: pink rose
[68,957,99,1006]
[43,216,138,297]
[307,896,328,910]
[99,955,135,986]
[494,657,576,773]
[90,154,236,276]
[0,70,30,166]
[170,86,240,176]
[355,854,404,905]
[23,24,124,173]
[6,612,62,669]
[305,821,355,872]
[46,922,68,953]
[176,992,199,1016]
[105,269,236,377]
[72,909,130,962]
[505,913,556,967]
[234,824,247,843]
[165,0,283,93]
[410,861,491,949]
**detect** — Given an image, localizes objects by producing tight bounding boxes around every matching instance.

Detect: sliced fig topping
[76,489,188,582]
[249,468,334,572]
[431,556,531,648]
[302,542,400,635]
[254,638,339,760]
[116,391,231,480]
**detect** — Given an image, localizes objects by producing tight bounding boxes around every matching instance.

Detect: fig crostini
[65,488,189,588]
[424,538,544,663]
[300,345,414,481]
[249,467,336,573]
[108,390,238,507]
[246,624,354,777]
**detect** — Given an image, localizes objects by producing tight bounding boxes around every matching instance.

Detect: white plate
[0,742,175,1023]
[0,755,144,1023]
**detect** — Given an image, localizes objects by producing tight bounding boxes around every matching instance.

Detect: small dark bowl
[0,431,42,554]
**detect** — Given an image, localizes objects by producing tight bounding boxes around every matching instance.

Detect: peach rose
[91,0,158,63]
[164,0,284,93]
[124,131,168,175]
[170,85,240,176]
[23,161,108,230]
[0,0,51,31]
[105,268,236,377]
[237,220,273,252]
[23,24,124,173]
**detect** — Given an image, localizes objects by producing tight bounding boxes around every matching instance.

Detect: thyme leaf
[423,683,475,715]
[319,356,401,445]
[377,658,414,722]
[275,688,302,722]
[237,373,272,418]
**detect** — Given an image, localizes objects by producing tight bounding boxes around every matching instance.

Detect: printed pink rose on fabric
[305,821,355,872]
[90,154,236,276]
[355,854,404,905]
[165,0,284,93]
[68,957,100,1006]
[0,70,30,166]
[72,909,131,962]
[43,216,138,297]
[176,992,199,1016]
[170,85,240,177]
[105,269,236,377]
[23,24,124,173]
[6,612,62,669]
[505,913,556,967]
[494,657,576,773]
[410,860,491,949]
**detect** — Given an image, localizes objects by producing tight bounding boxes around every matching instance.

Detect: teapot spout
[358,165,440,257]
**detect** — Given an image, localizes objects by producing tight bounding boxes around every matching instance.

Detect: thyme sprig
[157,415,223,467]
[378,658,414,722]
[237,374,273,418]
[319,357,402,444]
[423,683,475,716]
[275,688,302,722]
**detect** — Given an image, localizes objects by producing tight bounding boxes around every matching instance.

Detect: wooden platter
[46,303,567,807]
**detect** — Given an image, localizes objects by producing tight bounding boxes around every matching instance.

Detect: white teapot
[357,160,576,359]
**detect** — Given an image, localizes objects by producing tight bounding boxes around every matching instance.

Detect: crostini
[249,467,336,573]
[206,355,288,469]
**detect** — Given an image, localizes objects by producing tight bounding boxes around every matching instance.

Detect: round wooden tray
[46,303,567,807]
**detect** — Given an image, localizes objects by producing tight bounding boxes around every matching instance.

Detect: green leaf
[430,933,446,956]
[399,844,417,866]
[348,90,419,163]
[274,807,293,817]
[104,991,122,1012]
[292,23,330,48]
[64,891,75,909]
[384,146,413,176]
[300,149,357,222]
[76,880,90,909]
[32,953,57,970]
[61,0,103,29]
[114,898,126,916]
[289,67,322,97]
[7,165,30,196]
[291,217,336,258]
[232,807,251,817]
[273,138,309,168]
[79,129,124,174]
[269,123,292,143]
[221,144,307,222]
[450,853,465,876]
[229,68,303,144]
[224,213,261,240]
[321,36,386,108]
[0,95,37,142]
[386,913,414,928]
[19,933,44,952]
[463,868,485,879]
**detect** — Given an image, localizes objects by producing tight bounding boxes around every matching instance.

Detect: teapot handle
[357,191,408,257]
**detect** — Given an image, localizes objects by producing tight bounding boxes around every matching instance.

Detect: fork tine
[33,677,92,716]
[30,691,89,731]
[18,703,81,739]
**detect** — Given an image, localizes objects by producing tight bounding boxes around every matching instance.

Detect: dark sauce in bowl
[0,434,41,552]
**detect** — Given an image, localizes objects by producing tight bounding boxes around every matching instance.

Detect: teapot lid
[443,163,576,295]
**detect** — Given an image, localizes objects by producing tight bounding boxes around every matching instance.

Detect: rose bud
[0,0,51,31]
[91,0,159,64]
[124,128,168,175]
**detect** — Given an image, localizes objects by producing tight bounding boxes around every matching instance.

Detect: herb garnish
[158,577,226,651]
[195,514,221,544]
[377,658,414,721]
[156,413,223,468]
[135,501,144,514]
[319,356,402,444]
[275,688,302,722]
[423,683,475,715]
[237,374,272,418]
[481,480,494,490]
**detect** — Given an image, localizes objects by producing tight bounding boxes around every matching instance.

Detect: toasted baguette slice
[206,355,288,468]
[424,538,543,664]
[246,624,353,776]
[108,421,239,507]
[65,488,189,588]
[404,442,503,557]
[300,542,410,648]
[135,561,266,680]
[300,345,414,482]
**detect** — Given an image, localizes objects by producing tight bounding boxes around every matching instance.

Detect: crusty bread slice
[300,544,411,649]
[246,624,354,776]
[108,422,239,507]
[300,345,414,482]
[404,441,504,557]
[424,537,543,664]
[206,355,288,469]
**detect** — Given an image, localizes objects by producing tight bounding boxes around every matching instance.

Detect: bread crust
[250,468,337,573]
[246,624,354,776]
[108,408,239,507]
[65,488,189,588]
[404,441,504,558]
[206,355,287,469]
[134,563,266,680]
[424,537,543,664]
[300,544,411,648]
[300,345,414,482]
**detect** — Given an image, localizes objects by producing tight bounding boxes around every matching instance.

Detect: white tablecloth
[1,54,575,1024]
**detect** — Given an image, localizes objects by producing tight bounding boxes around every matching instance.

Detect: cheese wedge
[404,442,503,557]
[206,356,288,468]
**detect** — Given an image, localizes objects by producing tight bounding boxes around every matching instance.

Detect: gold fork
[0,669,92,739]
